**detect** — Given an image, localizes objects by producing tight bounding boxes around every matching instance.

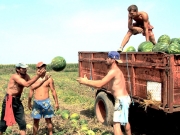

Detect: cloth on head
[36,61,46,68]
[15,63,28,68]
[108,51,122,63]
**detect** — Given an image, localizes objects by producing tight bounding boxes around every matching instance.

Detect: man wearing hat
[76,51,131,135]
[0,62,46,135]
[28,62,59,135]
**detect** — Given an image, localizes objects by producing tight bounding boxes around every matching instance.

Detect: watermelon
[167,43,180,54]
[69,119,78,127]
[152,42,169,53]
[61,109,70,115]
[80,125,89,131]
[61,112,69,120]
[102,131,113,135]
[138,41,154,52]
[61,109,70,120]
[170,38,180,44]
[124,46,136,52]
[55,109,61,115]
[157,34,170,44]
[87,130,95,135]
[51,56,66,71]
[70,113,80,120]
[79,119,88,125]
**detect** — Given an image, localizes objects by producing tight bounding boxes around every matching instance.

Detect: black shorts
[0,94,26,132]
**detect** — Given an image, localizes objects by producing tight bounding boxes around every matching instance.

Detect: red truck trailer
[78,51,180,126]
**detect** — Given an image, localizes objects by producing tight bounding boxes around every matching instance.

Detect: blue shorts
[113,95,131,125]
[31,98,54,119]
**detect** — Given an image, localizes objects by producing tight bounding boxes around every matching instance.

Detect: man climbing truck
[78,51,180,127]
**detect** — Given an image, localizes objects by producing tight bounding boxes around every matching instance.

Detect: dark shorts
[0,94,26,132]
[31,98,54,119]
[131,22,154,36]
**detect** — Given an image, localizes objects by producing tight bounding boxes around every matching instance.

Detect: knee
[33,119,40,126]
[19,120,26,130]
[0,121,7,132]
[45,118,52,124]
[124,123,131,131]
[126,31,133,37]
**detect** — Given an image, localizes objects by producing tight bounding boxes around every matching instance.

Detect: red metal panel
[78,52,180,113]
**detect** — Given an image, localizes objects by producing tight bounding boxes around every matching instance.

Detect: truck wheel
[95,91,114,126]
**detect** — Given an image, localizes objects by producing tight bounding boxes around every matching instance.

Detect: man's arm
[49,78,59,110]
[77,69,115,88]
[13,68,46,87]
[31,75,51,90]
[128,15,133,30]
[142,12,149,41]
[28,87,34,110]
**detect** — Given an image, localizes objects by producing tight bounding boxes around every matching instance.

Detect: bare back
[108,66,128,98]
[33,77,52,100]
[132,11,150,25]
[7,74,30,96]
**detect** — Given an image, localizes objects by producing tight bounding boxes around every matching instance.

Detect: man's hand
[36,68,46,76]
[132,27,143,34]
[42,74,51,82]
[55,103,59,111]
[28,102,32,110]
[76,74,88,85]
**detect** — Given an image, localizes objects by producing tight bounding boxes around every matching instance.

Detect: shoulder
[107,68,117,76]
[26,74,31,79]
[11,74,19,79]
[140,11,148,17]
[48,77,54,83]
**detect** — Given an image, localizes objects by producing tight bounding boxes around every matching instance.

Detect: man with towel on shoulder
[0,62,47,135]
[76,51,132,135]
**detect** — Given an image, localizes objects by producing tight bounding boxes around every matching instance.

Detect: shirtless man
[117,5,156,52]
[0,62,46,135]
[76,51,131,135]
[28,62,59,135]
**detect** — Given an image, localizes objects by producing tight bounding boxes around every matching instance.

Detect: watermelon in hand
[138,41,154,52]
[51,56,66,71]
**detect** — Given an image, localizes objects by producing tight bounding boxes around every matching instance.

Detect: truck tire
[95,91,114,126]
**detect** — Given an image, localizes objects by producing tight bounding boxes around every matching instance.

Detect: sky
[0,0,180,64]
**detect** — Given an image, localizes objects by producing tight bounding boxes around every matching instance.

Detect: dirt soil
[8,101,180,135]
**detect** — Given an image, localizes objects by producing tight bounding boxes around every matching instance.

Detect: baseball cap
[36,61,46,68]
[108,51,122,63]
[15,62,28,68]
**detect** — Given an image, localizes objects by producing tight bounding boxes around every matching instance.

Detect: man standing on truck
[117,4,156,52]
[77,51,131,135]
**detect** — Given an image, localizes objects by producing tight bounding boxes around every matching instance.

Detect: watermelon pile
[124,46,136,52]
[57,109,96,134]
[152,34,180,54]
[157,34,171,44]
[138,41,154,52]
[152,42,169,53]
[51,56,66,71]
[167,42,180,54]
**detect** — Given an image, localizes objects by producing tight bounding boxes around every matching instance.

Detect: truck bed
[78,51,180,113]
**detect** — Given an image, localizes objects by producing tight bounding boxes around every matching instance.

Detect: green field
[0,64,113,135]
